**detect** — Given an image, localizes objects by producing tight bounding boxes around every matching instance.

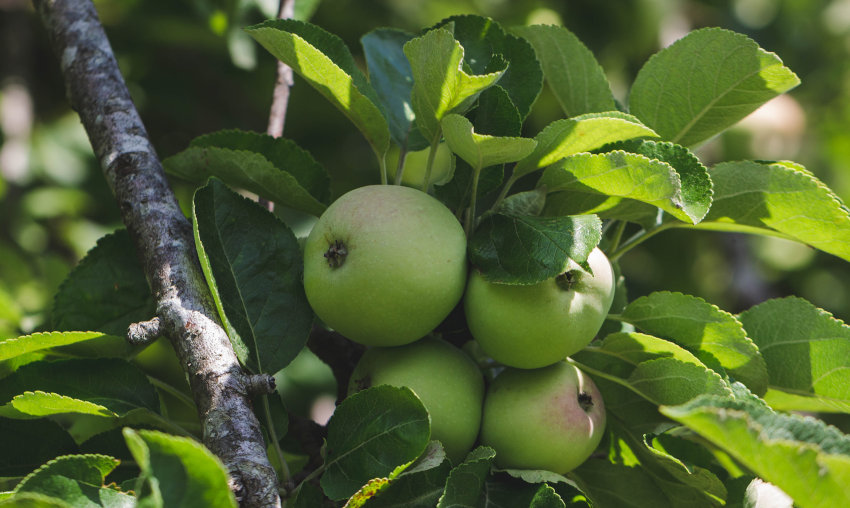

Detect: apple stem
[421,136,441,192]
[489,171,519,215]
[394,147,409,185]
[606,220,628,254]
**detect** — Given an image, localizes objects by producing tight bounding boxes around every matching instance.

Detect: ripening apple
[348,337,484,463]
[303,185,467,346]
[464,247,615,369]
[480,361,606,473]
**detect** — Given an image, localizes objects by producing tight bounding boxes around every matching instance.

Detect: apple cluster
[303,185,614,472]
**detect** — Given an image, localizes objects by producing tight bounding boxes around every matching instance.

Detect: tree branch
[33,1,280,506]
[259,0,296,213]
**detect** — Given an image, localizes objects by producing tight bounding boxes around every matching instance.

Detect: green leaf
[629,28,800,147]
[473,86,523,137]
[51,230,154,338]
[0,359,159,417]
[0,419,77,477]
[514,112,658,179]
[738,297,850,412]
[478,477,574,508]
[361,29,429,151]
[606,140,713,224]
[404,28,506,143]
[435,15,543,119]
[571,459,678,507]
[123,428,238,508]
[441,114,536,169]
[661,392,850,508]
[10,392,116,418]
[621,292,768,396]
[12,454,132,508]
[0,492,74,507]
[437,446,495,508]
[164,145,328,217]
[540,151,695,224]
[691,160,850,262]
[513,25,616,117]
[468,213,602,284]
[0,332,116,362]
[363,442,452,508]
[528,484,567,508]
[192,179,312,375]
[321,386,431,500]
[573,332,732,406]
[246,19,390,163]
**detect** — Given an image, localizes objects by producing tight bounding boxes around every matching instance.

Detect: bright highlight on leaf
[514,112,659,178]
[246,19,391,175]
[692,160,850,262]
[629,27,800,147]
[540,151,696,224]
[739,297,850,413]
[441,114,537,169]
[404,28,506,143]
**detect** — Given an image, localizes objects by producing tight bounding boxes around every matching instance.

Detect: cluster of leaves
[3,13,850,508]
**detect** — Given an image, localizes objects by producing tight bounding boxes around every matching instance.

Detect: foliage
[4,5,850,508]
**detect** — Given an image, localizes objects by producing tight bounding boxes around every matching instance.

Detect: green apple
[480,361,605,473]
[303,185,467,346]
[348,337,484,463]
[464,247,615,368]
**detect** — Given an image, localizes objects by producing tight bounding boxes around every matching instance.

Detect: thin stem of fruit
[394,147,409,185]
[607,221,628,254]
[566,357,649,400]
[262,393,291,485]
[465,166,483,236]
[378,151,388,185]
[421,135,440,192]
[608,223,674,262]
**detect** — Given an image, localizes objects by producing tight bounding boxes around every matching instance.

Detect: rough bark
[33,1,280,505]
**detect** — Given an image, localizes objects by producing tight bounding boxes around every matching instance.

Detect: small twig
[246,374,277,396]
[127,317,161,345]
[260,0,296,212]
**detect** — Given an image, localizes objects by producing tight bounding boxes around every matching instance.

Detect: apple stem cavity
[555,270,580,291]
[577,391,594,413]
[324,240,348,268]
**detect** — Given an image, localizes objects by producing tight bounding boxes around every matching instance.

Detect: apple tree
[3,1,850,507]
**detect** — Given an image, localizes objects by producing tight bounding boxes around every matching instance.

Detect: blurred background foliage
[2,0,850,420]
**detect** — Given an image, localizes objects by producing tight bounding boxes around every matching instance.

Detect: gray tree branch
[32,1,280,505]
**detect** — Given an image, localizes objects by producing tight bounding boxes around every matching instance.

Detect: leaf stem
[421,135,440,192]
[465,166,483,236]
[262,393,291,486]
[606,221,628,254]
[608,223,675,261]
[147,375,196,409]
[489,171,519,215]
[378,151,388,185]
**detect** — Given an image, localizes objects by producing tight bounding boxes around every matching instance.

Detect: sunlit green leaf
[630,28,800,147]
[124,428,237,508]
[690,161,850,262]
[441,114,536,169]
[621,292,768,395]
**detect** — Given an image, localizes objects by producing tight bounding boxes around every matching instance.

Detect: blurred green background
[2,0,849,360]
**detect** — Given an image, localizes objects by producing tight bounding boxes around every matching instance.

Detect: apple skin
[303,185,467,346]
[464,247,615,368]
[480,361,606,473]
[348,337,485,464]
